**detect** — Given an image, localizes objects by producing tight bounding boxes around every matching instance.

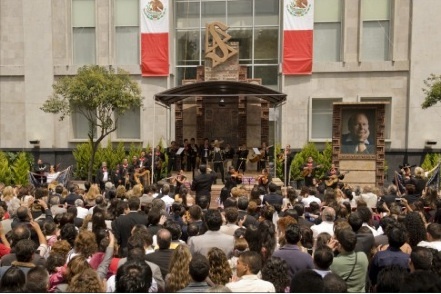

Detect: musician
[153,146,165,183]
[96,162,111,191]
[212,139,225,184]
[134,150,150,187]
[189,137,199,171]
[256,168,272,194]
[199,138,212,165]
[181,139,191,172]
[34,159,48,174]
[46,165,60,184]
[341,112,375,154]
[323,164,345,189]
[393,163,416,194]
[166,141,179,176]
[170,169,187,193]
[302,156,319,187]
[257,142,269,171]
[236,143,249,172]
[127,155,139,188]
[223,143,235,171]
[118,158,130,188]
[280,145,294,186]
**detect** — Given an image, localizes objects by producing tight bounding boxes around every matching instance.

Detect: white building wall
[408,0,441,150]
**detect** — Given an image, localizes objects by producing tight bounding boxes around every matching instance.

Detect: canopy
[154,80,287,107]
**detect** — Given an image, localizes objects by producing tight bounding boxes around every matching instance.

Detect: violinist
[170,169,187,192]
[220,166,243,205]
[256,168,272,193]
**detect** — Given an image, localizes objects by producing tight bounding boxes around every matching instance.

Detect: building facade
[1,0,441,180]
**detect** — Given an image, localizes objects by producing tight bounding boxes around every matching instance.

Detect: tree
[422,74,441,109]
[41,65,143,181]
[11,152,31,185]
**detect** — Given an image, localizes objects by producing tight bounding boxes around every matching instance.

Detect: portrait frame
[332,102,387,187]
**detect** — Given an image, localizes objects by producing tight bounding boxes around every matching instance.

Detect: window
[361,0,391,61]
[116,107,141,139]
[72,107,97,139]
[115,0,139,65]
[310,98,342,140]
[360,97,391,139]
[314,0,342,62]
[72,0,96,65]
[175,0,280,87]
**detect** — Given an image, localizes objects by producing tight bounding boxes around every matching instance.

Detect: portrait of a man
[341,111,376,154]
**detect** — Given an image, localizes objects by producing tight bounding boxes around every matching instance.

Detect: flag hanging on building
[282,0,314,75]
[140,0,169,76]
[426,163,440,191]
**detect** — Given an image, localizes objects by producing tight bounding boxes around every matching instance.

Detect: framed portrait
[331,102,388,187]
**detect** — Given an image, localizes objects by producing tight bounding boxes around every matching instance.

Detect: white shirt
[362,223,380,237]
[417,240,441,251]
[226,275,275,292]
[161,195,175,212]
[311,221,335,239]
[360,192,378,208]
[302,195,322,207]
[76,206,89,219]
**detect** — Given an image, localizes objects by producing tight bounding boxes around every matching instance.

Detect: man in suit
[341,112,375,154]
[263,182,283,210]
[145,229,174,278]
[111,197,148,257]
[191,164,217,206]
[61,184,82,206]
[96,162,111,192]
[188,209,234,257]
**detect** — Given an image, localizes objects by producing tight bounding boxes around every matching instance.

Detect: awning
[154,80,287,107]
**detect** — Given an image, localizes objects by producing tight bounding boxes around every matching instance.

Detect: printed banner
[283,0,314,75]
[140,0,169,76]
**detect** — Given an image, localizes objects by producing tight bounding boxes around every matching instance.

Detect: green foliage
[291,143,321,181]
[128,143,143,161]
[41,65,144,181]
[11,152,30,186]
[422,152,441,171]
[73,142,93,180]
[317,142,333,178]
[422,74,441,109]
[113,142,128,168]
[0,152,13,185]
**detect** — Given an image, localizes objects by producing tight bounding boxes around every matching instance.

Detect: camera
[395,198,402,203]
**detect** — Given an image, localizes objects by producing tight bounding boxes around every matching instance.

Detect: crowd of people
[0,158,441,292]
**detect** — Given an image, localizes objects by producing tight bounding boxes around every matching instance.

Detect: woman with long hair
[165,244,192,292]
[207,247,232,285]
[261,257,290,293]
[83,184,100,208]
[258,219,277,264]
[403,211,427,248]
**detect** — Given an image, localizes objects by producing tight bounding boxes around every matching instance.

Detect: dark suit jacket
[263,193,283,207]
[111,211,148,257]
[341,133,375,154]
[238,210,259,228]
[145,249,174,278]
[191,172,217,198]
[61,193,83,206]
